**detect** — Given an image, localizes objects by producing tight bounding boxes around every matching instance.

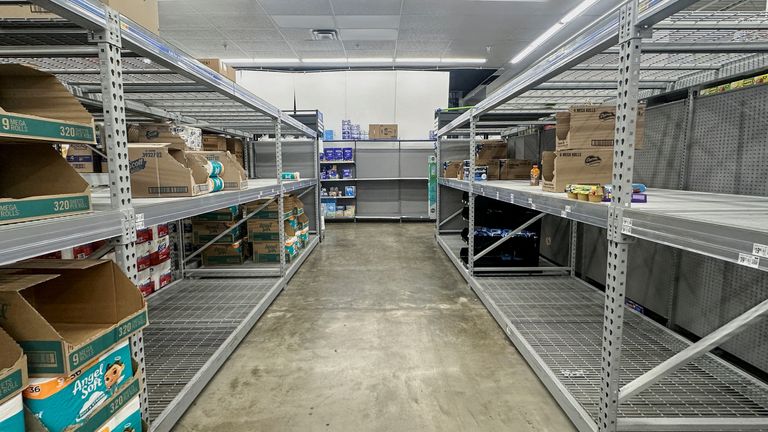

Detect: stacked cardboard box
[245,196,306,263]
[193,207,247,267]
[0,328,27,432]
[135,223,172,296]
[0,260,148,432]
[542,104,645,192]
[441,140,534,181]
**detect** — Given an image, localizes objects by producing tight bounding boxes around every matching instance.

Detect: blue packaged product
[343,148,353,161]
[325,202,337,216]
[333,148,344,161]
[23,341,134,432]
[342,168,352,179]
[344,186,356,197]
[323,148,335,161]
[0,394,23,432]
[319,152,324,161]
[324,130,334,141]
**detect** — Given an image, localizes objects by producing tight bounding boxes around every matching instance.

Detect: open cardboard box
[129,143,211,198]
[24,359,144,432]
[0,144,92,225]
[189,151,248,191]
[128,123,202,151]
[0,327,27,407]
[0,0,159,34]
[197,59,237,82]
[0,64,95,145]
[555,104,645,151]
[0,260,148,376]
[541,149,614,193]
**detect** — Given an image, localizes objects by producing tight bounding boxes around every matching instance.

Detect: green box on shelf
[192,205,240,221]
[244,199,292,220]
[192,220,243,244]
[201,241,245,266]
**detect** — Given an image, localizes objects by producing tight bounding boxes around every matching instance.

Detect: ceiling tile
[189,0,265,14]
[330,0,402,15]
[159,13,214,31]
[396,28,451,42]
[335,15,400,29]
[291,39,345,51]
[258,0,333,15]
[206,13,275,29]
[339,29,398,41]
[272,15,335,28]
[280,28,316,41]
[221,29,284,41]
[295,50,347,58]
[395,40,451,52]
[231,40,292,51]
[242,50,300,58]
[347,50,396,58]
[345,40,396,51]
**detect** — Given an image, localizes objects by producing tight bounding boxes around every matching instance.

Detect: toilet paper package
[97,396,142,432]
[0,394,23,432]
[23,341,133,432]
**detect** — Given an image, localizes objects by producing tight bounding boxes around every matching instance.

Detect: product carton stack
[136,223,173,296]
[245,196,305,263]
[441,140,534,182]
[194,206,247,267]
[0,259,148,432]
[541,104,646,193]
[0,328,27,432]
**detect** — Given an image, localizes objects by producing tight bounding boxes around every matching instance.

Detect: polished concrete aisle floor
[173,223,576,432]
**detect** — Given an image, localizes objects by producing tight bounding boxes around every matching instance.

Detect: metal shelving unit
[0,1,320,431]
[436,1,768,431]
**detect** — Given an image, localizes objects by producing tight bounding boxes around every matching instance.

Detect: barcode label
[495,191,499,200]
[753,243,768,258]
[510,194,514,203]
[135,213,145,230]
[565,205,572,213]
[738,253,760,269]
[621,217,633,235]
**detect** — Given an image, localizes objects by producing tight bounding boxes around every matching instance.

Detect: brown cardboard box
[192,220,244,244]
[244,198,293,220]
[0,64,96,145]
[0,327,27,406]
[478,159,500,180]
[128,123,202,150]
[198,58,237,82]
[442,161,462,179]
[128,143,211,197]
[248,219,296,242]
[1,144,92,225]
[202,135,228,152]
[0,0,159,33]
[475,140,508,160]
[555,104,645,150]
[0,259,148,376]
[369,124,398,139]
[65,143,107,173]
[202,241,245,266]
[499,159,534,180]
[226,137,245,167]
[189,151,248,191]
[541,149,613,193]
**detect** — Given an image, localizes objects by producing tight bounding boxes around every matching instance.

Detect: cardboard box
[189,151,248,191]
[499,159,534,180]
[192,206,240,222]
[23,360,142,432]
[244,198,293,220]
[0,329,27,424]
[202,135,228,152]
[226,137,245,167]
[555,104,645,151]
[251,239,298,263]
[442,161,462,179]
[0,144,92,225]
[0,64,95,145]
[65,144,107,173]
[201,241,245,266]
[247,220,296,242]
[461,160,498,181]
[128,123,202,151]
[475,140,508,160]
[198,58,237,82]
[541,149,613,193]
[192,220,244,244]
[369,124,398,140]
[0,0,159,34]
[128,143,211,197]
[0,259,148,376]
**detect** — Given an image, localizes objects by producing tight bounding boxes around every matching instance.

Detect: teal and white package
[0,394,24,432]
[98,396,142,432]
[208,176,225,192]
[206,160,224,177]
[23,341,133,432]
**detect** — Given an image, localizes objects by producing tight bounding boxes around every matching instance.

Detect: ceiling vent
[311,29,339,41]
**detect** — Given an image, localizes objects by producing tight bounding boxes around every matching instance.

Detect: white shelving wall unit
[0,1,320,431]
[436,1,768,431]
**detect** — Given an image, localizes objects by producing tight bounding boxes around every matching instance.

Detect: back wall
[236,70,449,140]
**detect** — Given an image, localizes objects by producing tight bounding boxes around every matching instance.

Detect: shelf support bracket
[467,109,478,276]
[439,208,463,228]
[89,6,148,424]
[473,213,545,262]
[598,1,644,430]
[619,297,768,403]
[276,117,286,276]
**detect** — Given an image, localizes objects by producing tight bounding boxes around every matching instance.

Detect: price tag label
[135,213,145,230]
[561,210,567,217]
[510,194,515,203]
[738,253,760,269]
[565,205,572,213]
[621,217,632,235]
[753,243,768,258]
[495,191,500,200]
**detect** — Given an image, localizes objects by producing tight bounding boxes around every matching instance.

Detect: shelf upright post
[275,117,286,276]
[435,135,441,233]
[316,133,323,241]
[598,0,645,430]
[467,109,477,276]
[88,6,147,423]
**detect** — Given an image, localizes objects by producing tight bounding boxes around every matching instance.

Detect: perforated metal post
[435,135,441,233]
[315,134,323,241]
[89,6,147,422]
[467,110,477,276]
[275,118,287,275]
[569,220,579,277]
[598,1,644,430]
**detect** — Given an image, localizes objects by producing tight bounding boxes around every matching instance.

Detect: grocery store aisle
[172,223,575,432]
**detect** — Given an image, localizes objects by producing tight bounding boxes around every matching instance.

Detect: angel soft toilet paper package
[0,394,24,432]
[23,341,133,432]
[97,396,142,432]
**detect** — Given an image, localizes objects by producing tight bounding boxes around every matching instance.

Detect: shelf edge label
[753,243,768,258]
[738,253,760,269]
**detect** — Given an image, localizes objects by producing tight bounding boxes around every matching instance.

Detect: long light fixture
[301,58,349,63]
[347,57,394,63]
[441,58,486,64]
[510,0,598,64]
[222,58,300,64]
[395,57,442,63]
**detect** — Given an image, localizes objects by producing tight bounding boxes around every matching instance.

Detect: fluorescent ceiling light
[395,58,442,63]
[347,57,393,63]
[301,58,348,63]
[510,0,598,64]
[223,58,300,64]
[441,58,486,64]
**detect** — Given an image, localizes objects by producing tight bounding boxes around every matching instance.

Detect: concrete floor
[173,223,576,432]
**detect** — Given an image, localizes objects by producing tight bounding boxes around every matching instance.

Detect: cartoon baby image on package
[23,341,133,432]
